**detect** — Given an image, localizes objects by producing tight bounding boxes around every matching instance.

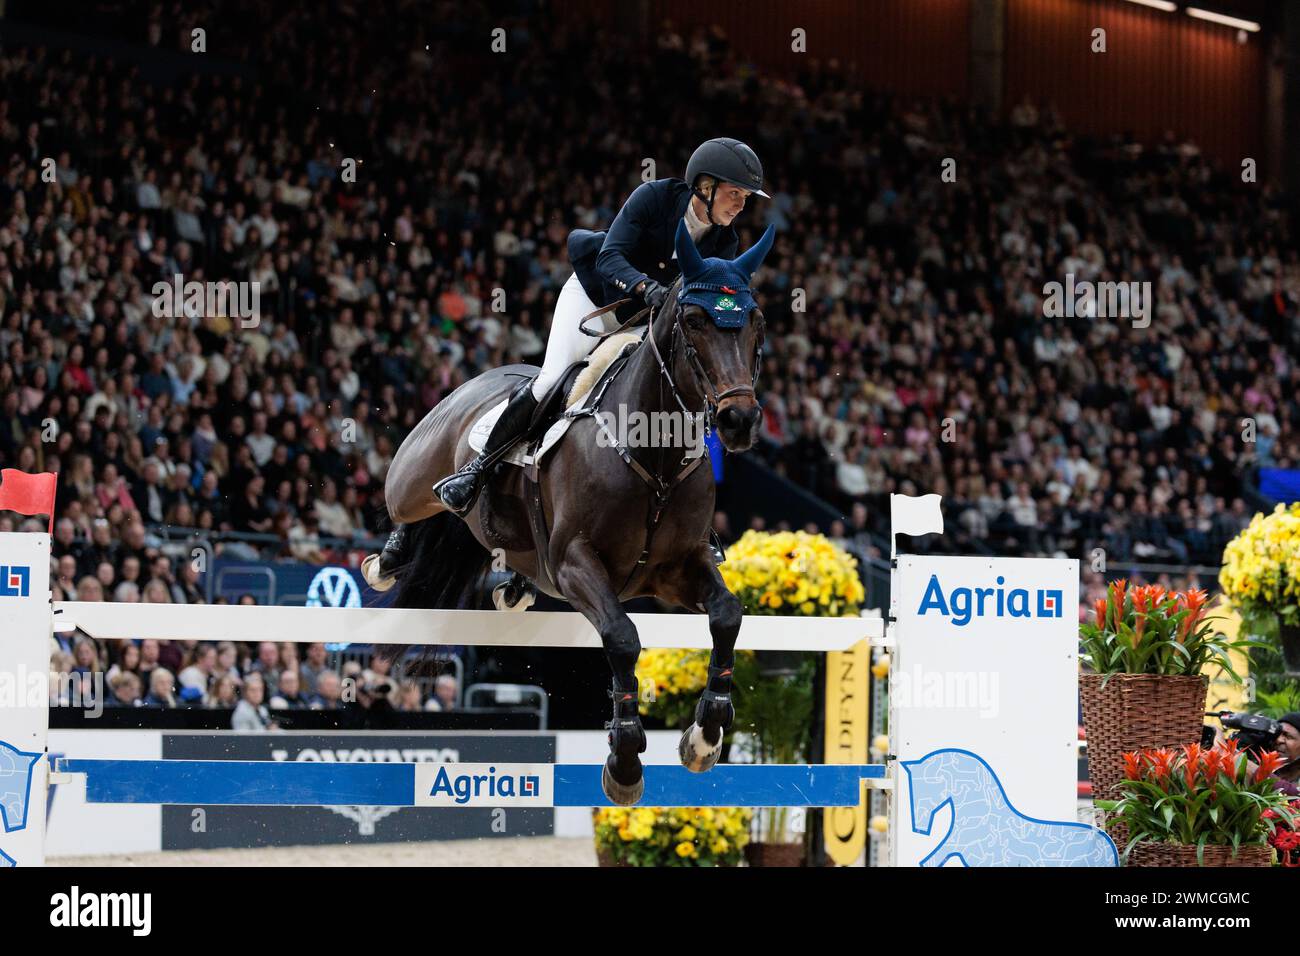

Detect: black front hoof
[601,756,645,806]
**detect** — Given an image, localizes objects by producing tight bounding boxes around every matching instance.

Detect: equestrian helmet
[685,138,770,198]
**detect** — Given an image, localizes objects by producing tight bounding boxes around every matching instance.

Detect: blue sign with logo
[305,567,362,609]
[0,565,30,598]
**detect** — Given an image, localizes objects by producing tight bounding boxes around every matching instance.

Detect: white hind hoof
[492,580,536,612]
[678,722,723,773]
[601,759,644,806]
[361,554,395,592]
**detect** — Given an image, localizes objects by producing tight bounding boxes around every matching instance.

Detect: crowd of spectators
[52,623,461,725]
[2,4,1298,705]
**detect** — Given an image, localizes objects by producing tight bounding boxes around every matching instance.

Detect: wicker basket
[1079,673,1209,802]
[1080,672,1208,855]
[1128,842,1274,867]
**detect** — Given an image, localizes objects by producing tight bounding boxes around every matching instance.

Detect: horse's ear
[674,219,706,281]
[733,224,776,278]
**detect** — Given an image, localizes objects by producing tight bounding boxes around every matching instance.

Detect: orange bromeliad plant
[1099,741,1299,864]
[1079,582,1256,679]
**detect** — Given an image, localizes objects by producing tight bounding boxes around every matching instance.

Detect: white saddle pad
[468,400,572,468]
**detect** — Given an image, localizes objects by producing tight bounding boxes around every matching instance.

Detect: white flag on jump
[890,493,944,558]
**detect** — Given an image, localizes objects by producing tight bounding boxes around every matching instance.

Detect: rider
[428,136,768,518]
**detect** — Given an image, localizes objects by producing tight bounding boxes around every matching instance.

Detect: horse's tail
[375,512,493,672]
[392,512,493,610]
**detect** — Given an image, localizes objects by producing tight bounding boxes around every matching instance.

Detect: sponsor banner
[823,638,870,866]
[416,762,554,807]
[1203,597,1250,715]
[890,556,1078,867]
[160,734,555,850]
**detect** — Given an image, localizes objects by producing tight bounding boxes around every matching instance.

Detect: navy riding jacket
[568,179,739,317]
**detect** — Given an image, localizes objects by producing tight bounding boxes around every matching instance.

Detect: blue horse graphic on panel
[0,739,43,867]
[902,748,1117,867]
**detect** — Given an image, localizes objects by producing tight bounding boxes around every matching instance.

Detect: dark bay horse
[371,221,773,804]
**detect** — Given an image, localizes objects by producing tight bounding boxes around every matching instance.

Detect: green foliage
[732,654,816,843]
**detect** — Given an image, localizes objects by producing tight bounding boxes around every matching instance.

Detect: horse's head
[666,219,774,452]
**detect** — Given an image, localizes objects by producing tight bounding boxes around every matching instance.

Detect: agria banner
[889,555,1086,867]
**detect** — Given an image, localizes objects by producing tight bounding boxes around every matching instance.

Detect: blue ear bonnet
[674,221,775,329]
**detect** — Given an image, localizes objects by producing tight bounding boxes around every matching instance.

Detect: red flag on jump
[0,470,58,535]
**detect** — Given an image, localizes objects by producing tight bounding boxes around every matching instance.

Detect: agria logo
[0,565,30,598]
[428,765,541,804]
[917,574,1063,627]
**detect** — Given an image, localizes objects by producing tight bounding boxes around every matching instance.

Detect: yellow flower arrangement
[1220,502,1300,638]
[634,530,864,720]
[593,805,752,867]
[719,530,866,617]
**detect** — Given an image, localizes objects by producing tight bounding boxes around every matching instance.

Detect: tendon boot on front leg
[601,683,646,806]
[679,664,735,773]
[362,524,408,592]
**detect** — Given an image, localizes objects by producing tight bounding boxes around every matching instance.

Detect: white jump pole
[53,600,880,652]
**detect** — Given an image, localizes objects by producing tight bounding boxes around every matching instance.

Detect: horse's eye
[684,307,708,329]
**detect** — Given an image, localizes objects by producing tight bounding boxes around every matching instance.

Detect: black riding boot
[434,381,539,515]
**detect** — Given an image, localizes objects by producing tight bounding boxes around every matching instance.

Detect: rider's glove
[640,279,669,312]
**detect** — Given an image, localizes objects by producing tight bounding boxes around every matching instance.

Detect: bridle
[647,293,762,434]
[580,281,763,434]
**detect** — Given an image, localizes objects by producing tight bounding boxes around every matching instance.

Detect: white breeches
[531,273,624,399]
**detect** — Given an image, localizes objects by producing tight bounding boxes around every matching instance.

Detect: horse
[368,220,774,805]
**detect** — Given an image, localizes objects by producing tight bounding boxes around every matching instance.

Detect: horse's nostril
[719,406,760,435]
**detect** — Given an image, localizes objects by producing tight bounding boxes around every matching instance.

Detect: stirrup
[433,462,486,515]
